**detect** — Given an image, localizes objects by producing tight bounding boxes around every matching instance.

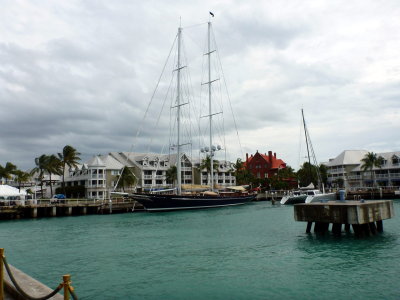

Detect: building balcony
[389,173,400,179]
[88,184,106,188]
[91,174,104,179]
[375,174,389,179]
[347,175,362,180]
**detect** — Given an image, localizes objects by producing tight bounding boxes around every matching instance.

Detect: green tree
[319,164,328,186]
[296,162,319,187]
[234,158,254,185]
[14,170,31,192]
[199,155,219,186]
[361,152,384,187]
[166,166,177,186]
[0,162,17,184]
[45,154,63,197]
[116,167,136,192]
[58,145,81,195]
[31,154,48,198]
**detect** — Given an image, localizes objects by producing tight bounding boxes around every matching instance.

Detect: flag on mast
[209,11,214,17]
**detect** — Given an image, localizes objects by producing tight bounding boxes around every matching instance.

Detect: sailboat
[281,109,336,204]
[131,21,256,211]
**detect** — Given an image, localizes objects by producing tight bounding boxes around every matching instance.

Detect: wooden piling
[332,223,342,235]
[0,248,4,300]
[306,222,312,233]
[376,220,383,232]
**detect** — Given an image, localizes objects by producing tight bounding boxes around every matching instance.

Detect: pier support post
[344,224,351,232]
[369,222,377,234]
[30,207,37,218]
[314,222,329,234]
[306,222,313,233]
[63,274,71,300]
[352,224,361,237]
[50,207,57,217]
[80,207,87,215]
[332,223,342,235]
[361,224,371,237]
[65,207,72,216]
[376,220,383,232]
[0,248,4,300]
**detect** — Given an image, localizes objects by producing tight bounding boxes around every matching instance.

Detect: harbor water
[1,200,399,299]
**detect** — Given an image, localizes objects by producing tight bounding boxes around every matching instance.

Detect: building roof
[86,155,106,167]
[85,154,125,169]
[351,151,400,171]
[245,151,286,170]
[326,150,369,167]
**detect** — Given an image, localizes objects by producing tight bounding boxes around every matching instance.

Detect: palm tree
[58,145,81,195]
[14,170,31,192]
[233,158,253,185]
[361,152,384,188]
[0,162,17,184]
[166,166,177,186]
[199,155,219,186]
[45,154,63,197]
[31,154,48,198]
[116,167,136,192]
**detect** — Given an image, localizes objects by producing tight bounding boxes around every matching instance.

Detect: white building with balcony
[109,152,193,191]
[65,154,124,199]
[326,150,400,189]
[192,159,236,187]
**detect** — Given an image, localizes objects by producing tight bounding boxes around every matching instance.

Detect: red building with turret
[245,150,287,179]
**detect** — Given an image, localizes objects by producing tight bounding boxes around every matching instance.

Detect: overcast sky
[1,0,399,171]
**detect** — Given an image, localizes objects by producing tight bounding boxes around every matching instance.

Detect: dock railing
[0,248,77,300]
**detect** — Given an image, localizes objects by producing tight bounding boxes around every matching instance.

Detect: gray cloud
[0,0,399,171]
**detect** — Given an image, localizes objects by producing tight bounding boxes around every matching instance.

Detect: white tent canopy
[0,185,27,201]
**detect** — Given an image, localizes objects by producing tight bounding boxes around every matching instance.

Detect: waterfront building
[109,152,193,192]
[64,154,124,199]
[244,151,287,179]
[192,159,236,187]
[326,150,400,189]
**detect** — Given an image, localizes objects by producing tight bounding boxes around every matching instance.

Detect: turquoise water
[0,201,399,299]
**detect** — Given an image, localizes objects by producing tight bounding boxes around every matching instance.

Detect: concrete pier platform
[294,200,394,236]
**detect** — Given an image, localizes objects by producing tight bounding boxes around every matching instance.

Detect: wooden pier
[294,200,394,237]
[0,199,144,220]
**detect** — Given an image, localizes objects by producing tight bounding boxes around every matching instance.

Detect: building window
[144,180,152,185]
[156,180,163,185]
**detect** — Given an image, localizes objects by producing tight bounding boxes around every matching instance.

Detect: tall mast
[176,26,182,195]
[302,109,312,185]
[207,21,214,191]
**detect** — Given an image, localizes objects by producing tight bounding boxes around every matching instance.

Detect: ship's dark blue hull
[132,193,256,211]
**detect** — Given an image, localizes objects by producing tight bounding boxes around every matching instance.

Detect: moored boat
[131,19,256,211]
[305,190,336,203]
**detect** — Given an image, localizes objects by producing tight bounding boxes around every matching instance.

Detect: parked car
[51,194,66,204]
